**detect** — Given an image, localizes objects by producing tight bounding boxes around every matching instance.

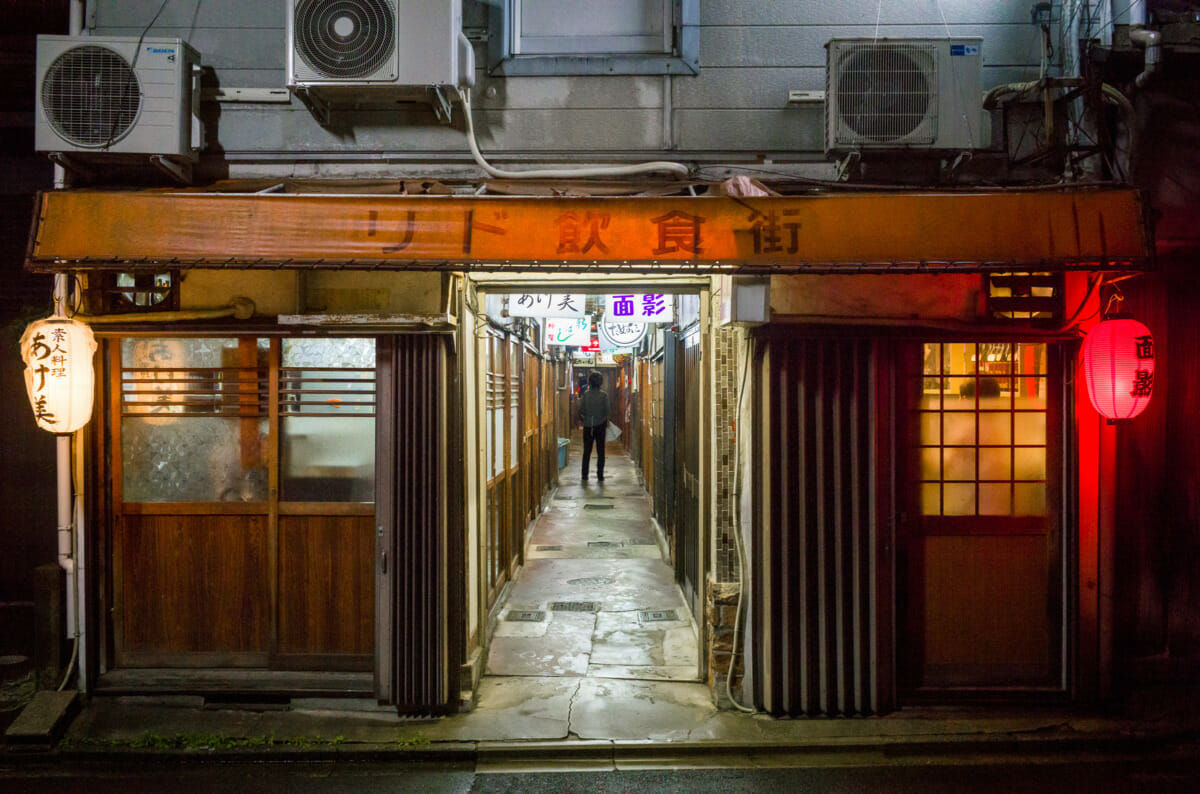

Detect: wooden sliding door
[110,336,376,670]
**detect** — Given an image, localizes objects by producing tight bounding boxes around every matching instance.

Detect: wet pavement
[9,440,1200,764]
[485,437,698,685]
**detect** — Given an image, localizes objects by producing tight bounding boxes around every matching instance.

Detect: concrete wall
[180,270,448,316]
[85,1,1048,173]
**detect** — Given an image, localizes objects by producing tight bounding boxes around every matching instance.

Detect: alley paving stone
[484,438,699,684]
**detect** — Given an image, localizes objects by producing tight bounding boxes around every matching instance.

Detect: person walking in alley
[578,370,609,482]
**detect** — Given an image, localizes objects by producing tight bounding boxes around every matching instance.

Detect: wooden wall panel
[116,514,269,664]
[277,515,374,658]
[919,535,1050,686]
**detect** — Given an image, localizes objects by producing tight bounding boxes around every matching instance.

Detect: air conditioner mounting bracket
[150,155,194,185]
[429,86,454,125]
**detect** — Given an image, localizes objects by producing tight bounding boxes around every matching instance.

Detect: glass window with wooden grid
[120,337,376,504]
[120,338,268,502]
[912,342,1047,517]
[279,338,376,502]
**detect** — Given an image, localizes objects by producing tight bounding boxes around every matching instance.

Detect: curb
[4,725,1198,767]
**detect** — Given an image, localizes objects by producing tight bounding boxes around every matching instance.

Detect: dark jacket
[578,387,609,428]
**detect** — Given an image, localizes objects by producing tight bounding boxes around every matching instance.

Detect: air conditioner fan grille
[295,0,396,79]
[41,45,141,148]
[835,45,934,142]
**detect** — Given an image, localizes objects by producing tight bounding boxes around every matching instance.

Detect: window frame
[487,0,700,76]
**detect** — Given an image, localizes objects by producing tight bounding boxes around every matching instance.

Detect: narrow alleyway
[485,435,700,683]
[439,434,715,741]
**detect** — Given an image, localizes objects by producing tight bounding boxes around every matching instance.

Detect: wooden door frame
[105,334,376,672]
[894,339,1068,699]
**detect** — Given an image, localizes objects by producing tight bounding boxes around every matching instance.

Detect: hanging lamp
[1081,313,1154,422]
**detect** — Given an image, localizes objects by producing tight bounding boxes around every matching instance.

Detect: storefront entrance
[898,341,1065,692]
[108,336,376,671]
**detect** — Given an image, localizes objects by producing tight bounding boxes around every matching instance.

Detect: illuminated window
[912,342,1048,517]
[104,272,178,312]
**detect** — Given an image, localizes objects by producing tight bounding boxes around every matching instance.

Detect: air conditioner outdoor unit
[825,38,984,153]
[35,35,202,159]
[286,0,473,98]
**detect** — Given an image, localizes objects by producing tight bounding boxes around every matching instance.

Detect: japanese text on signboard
[605,294,673,323]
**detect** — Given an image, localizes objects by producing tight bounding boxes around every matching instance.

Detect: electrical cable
[724,332,756,713]
[105,0,173,150]
[57,638,78,692]
[458,88,690,180]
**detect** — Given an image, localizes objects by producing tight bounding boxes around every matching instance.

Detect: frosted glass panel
[123,417,268,502]
[919,412,941,444]
[943,412,976,446]
[283,337,375,369]
[944,484,975,516]
[1015,412,1046,442]
[978,484,1011,516]
[943,448,976,481]
[921,483,941,515]
[979,448,1012,481]
[279,338,376,502]
[978,412,1011,445]
[920,447,941,480]
[1014,447,1046,481]
[121,337,268,502]
[281,417,374,501]
[1015,483,1046,515]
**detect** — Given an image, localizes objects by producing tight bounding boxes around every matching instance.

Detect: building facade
[13,0,1200,718]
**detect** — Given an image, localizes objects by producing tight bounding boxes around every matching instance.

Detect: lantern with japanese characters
[1081,317,1154,422]
[19,317,97,433]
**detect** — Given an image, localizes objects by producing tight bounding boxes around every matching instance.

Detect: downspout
[53,1,93,693]
[1115,1,1161,89]
[1128,27,1161,89]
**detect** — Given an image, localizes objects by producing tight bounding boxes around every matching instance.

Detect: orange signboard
[27,188,1151,273]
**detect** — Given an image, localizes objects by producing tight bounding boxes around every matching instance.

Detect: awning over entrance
[27,187,1151,274]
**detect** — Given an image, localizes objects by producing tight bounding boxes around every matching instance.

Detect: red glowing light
[1081,317,1154,421]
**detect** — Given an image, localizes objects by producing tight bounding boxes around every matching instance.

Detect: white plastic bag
[605,423,621,442]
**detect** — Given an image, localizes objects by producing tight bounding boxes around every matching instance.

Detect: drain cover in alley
[639,609,677,622]
[587,541,621,547]
[549,601,598,612]
[583,504,615,510]
[535,545,563,551]
[504,610,546,622]
[566,577,614,586]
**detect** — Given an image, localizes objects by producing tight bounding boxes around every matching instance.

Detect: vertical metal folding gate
[679,332,702,615]
[751,334,893,716]
[375,334,463,714]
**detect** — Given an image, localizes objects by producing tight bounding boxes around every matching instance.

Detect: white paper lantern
[19,317,97,433]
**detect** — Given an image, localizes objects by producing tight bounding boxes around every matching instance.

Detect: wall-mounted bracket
[150,155,194,186]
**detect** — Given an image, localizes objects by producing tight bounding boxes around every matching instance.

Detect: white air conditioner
[35,35,202,159]
[286,0,474,97]
[825,38,983,153]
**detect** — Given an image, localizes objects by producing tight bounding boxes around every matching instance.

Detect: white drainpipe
[1129,27,1162,88]
[51,0,88,693]
[1115,0,1161,88]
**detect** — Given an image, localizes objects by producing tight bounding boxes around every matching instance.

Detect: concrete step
[4,690,79,749]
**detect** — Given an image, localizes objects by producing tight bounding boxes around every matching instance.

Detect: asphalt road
[2,754,1200,793]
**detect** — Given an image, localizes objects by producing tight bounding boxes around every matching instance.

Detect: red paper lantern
[1081,317,1154,421]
